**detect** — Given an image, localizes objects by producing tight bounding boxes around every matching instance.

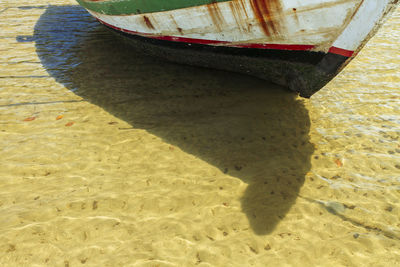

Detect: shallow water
[0,1,399,266]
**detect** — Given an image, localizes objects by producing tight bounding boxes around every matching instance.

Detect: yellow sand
[0,1,399,266]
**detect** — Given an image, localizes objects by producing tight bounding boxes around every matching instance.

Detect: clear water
[0,2,399,266]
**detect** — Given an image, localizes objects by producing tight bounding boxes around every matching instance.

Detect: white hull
[77,0,398,96]
[82,0,397,56]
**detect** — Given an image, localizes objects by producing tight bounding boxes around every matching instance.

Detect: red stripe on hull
[329,46,354,57]
[97,18,352,57]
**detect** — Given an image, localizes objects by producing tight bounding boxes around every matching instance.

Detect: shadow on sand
[28,5,314,235]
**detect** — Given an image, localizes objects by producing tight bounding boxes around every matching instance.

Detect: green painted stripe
[76,0,231,15]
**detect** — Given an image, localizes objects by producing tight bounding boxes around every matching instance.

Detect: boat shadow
[30,5,314,235]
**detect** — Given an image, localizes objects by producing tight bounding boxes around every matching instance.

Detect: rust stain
[229,2,241,30]
[292,7,299,23]
[293,0,359,14]
[143,15,155,30]
[169,15,184,35]
[229,0,250,31]
[207,1,225,31]
[348,0,365,21]
[169,15,178,27]
[238,0,248,17]
[326,0,365,48]
[250,0,283,36]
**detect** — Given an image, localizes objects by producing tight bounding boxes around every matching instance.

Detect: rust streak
[250,0,283,36]
[349,0,365,21]
[207,1,224,31]
[229,2,241,30]
[328,0,365,47]
[143,15,155,30]
[239,0,248,17]
[292,8,299,23]
[229,0,250,32]
[170,15,179,27]
[169,15,184,34]
[293,0,360,14]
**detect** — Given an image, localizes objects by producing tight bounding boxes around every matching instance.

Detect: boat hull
[76,0,398,97]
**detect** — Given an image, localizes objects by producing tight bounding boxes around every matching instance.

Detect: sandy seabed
[0,1,399,266]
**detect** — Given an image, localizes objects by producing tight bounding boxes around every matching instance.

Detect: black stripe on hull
[105,26,349,97]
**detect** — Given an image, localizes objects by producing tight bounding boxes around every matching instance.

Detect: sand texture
[0,1,399,266]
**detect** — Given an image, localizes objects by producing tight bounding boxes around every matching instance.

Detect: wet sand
[0,1,399,266]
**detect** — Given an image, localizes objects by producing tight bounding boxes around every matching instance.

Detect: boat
[76,0,398,97]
